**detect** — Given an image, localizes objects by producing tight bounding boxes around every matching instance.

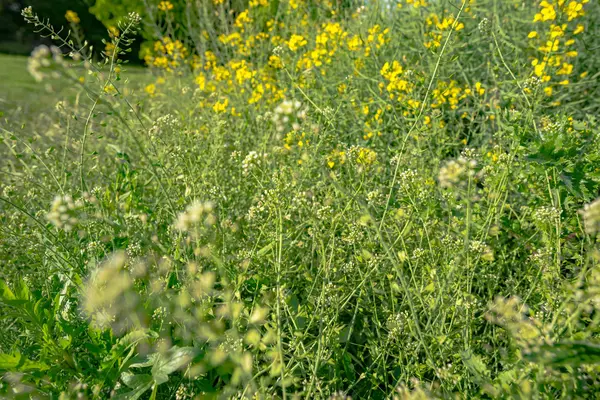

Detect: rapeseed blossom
[65,10,80,24]
[158,1,174,11]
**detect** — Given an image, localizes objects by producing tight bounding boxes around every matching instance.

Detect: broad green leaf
[14,278,31,301]
[121,372,153,389]
[461,349,489,382]
[151,346,196,385]
[342,352,356,381]
[0,353,20,369]
[0,281,15,301]
[104,329,156,363]
[112,375,153,400]
[0,352,49,372]
[129,353,158,369]
[526,341,600,366]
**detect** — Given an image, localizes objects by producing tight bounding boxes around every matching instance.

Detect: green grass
[0,53,148,116]
[0,54,60,115]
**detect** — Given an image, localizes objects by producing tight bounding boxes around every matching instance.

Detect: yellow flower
[249,84,265,104]
[213,0,225,4]
[528,31,538,38]
[108,26,120,38]
[533,1,556,22]
[347,35,362,51]
[557,62,573,75]
[406,0,428,8]
[105,42,116,55]
[65,10,80,24]
[356,147,377,165]
[158,1,174,11]
[235,10,252,30]
[380,61,411,99]
[574,24,584,34]
[195,73,206,90]
[268,55,283,69]
[104,84,117,95]
[475,82,485,96]
[145,83,156,96]
[213,98,229,113]
[287,34,307,52]
[565,1,584,21]
[549,24,566,39]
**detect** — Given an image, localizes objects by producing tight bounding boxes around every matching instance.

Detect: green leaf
[338,325,351,344]
[0,353,20,369]
[526,341,600,366]
[257,242,275,256]
[151,346,196,385]
[0,352,49,372]
[104,329,156,364]
[14,278,31,301]
[129,353,158,369]
[121,372,153,389]
[341,352,356,381]
[113,373,153,400]
[461,349,489,382]
[0,281,15,301]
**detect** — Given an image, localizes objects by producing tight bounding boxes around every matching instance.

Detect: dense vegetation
[2,0,600,398]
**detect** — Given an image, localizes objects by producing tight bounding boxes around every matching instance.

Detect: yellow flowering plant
[5,0,600,398]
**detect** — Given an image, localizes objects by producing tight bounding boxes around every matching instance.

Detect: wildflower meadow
[2,0,600,398]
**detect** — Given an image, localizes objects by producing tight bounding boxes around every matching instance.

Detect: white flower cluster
[27,45,67,82]
[127,12,142,25]
[174,200,216,232]
[469,240,494,261]
[272,45,284,56]
[532,206,561,226]
[242,151,267,176]
[272,99,307,133]
[46,194,84,231]
[21,6,33,18]
[438,157,477,189]
[524,76,542,91]
[478,18,491,35]
[150,113,179,136]
[83,252,133,331]
[386,311,408,340]
[366,189,384,206]
[175,383,194,400]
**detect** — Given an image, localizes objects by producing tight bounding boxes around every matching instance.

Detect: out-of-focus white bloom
[438,157,477,189]
[272,99,307,132]
[174,200,215,232]
[242,151,267,176]
[582,198,600,235]
[46,194,84,231]
[27,45,66,82]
